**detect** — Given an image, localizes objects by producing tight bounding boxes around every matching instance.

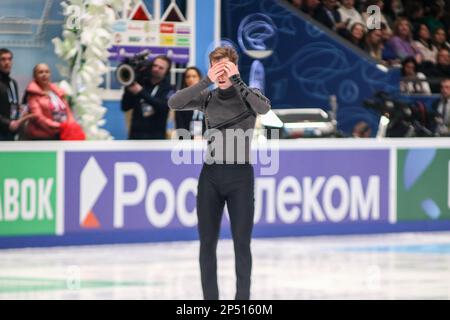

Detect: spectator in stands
[362,0,392,35]
[404,1,425,32]
[423,48,450,93]
[423,2,445,35]
[364,28,387,63]
[436,47,450,74]
[25,63,75,140]
[446,24,450,42]
[388,17,423,64]
[442,4,450,40]
[413,23,438,64]
[338,0,364,30]
[314,0,350,37]
[399,57,431,95]
[380,22,400,65]
[301,0,320,17]
[354,0,367,13]
[433,27,450,51]
[379,21,392,43]
[174,66,203,135]
[121,55,174,140]
[428,78,450,136]
[382,0,402,27]
[0,48,34,141]
[443,0,450,21]
[288,0,303,10]
[352,121,372,137]
[346,22,366,49]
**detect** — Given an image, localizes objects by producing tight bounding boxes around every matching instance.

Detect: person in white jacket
[338,0,364,30]
[400,57,431,95]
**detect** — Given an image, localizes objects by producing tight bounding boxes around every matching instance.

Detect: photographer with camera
[120,54,174,140]
[429,78,450,136]
[364,91,432,137]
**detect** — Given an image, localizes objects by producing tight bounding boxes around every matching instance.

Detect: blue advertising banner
[63,148,390,240]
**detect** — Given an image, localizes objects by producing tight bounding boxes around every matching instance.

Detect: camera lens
[116,64,135,86]
[120,69,130,82]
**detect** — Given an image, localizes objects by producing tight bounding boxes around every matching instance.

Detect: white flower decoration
[53,0,123,140]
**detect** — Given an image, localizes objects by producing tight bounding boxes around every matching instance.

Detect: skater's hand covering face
[208,58,238,90]
[223,61,239,77]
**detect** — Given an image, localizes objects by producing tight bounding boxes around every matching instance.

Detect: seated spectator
[362,0,392,35]
[423,3,445,35]
[404,1,425,32]
[447,25,450,43]
[380,22,400,65]
[288,0,303,10]
[25,63,75,140]
[314,0,350,37]
[301,0,320,17]
[413,23,438,64]
[387,17,422,64]
[354,0,367,12]
[382,0,402,28]
[346,22,366,49]
[352,121,372,137]
[433,27,450,51]
[423,48,450,92]
[428,78,450,136]
[364,28,387,63]
[400,57,431,95]
[337,0,364,30]
[424,48,450,93]
[442,0,450,28]
[380,21,392,42]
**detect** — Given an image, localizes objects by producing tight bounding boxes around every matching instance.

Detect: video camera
[363,91,432,137]
[115,50,152,86]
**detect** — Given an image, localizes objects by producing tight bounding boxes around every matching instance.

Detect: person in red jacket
[25,63,75,140]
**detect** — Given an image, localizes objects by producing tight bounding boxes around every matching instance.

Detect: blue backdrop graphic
[221,0,402,136]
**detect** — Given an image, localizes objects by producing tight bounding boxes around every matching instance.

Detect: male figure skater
[168,46,271,300]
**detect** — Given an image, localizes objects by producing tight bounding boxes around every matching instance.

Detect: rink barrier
[0,139,449,248]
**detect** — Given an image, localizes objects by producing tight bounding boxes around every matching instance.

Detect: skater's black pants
[197,163,255,300]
